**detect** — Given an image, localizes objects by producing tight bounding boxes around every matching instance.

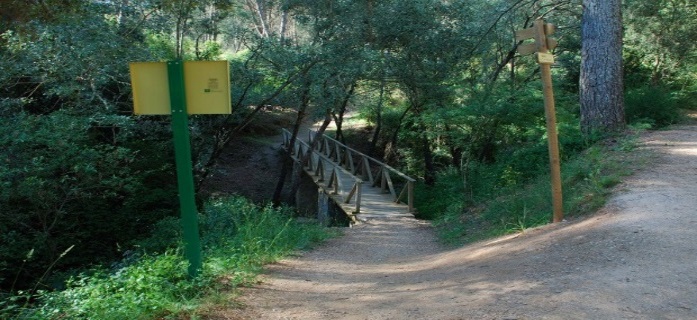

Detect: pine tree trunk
[579,0,625,134]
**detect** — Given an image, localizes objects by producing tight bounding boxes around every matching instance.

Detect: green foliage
[414,168,468,221]
[2,196,336,319]
[428,135,641,245]
[625,85,682,128]
[143,32,178,60]
[0,5,180,292]
[0,110,169,288]
[1,0,696,316]
[412,81,622,245]
[27,253,201,320]
[625,0,697,87]
[197,41,223,60]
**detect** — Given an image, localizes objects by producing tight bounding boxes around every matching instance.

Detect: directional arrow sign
[516,23,557,55]
[518,43,538,55]
[516,27,536,42]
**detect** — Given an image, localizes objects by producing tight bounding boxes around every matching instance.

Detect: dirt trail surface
[230,126,697,319]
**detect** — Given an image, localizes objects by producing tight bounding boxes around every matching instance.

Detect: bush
[414,167,468,220]
[0,12,178,293]
[625,85,682,128]
[2,196,337,320]
[429,134,641,245]
[0,111,171,290]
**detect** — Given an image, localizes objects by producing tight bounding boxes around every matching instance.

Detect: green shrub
[2,196,336,320]
[0,111,173,290]
[27,252,203,320]
[429,134,642,245]
[414,167,468,220]
[625,85,682,128]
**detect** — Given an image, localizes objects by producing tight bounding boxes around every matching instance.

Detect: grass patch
[424,131,650,245]
[3,196,339,320]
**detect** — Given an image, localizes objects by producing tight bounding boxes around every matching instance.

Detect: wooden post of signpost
[516,19,564,223]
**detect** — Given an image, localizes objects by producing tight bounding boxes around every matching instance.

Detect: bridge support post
[317,188,330,226]
[408,181,415,213]
[317,188,350,227]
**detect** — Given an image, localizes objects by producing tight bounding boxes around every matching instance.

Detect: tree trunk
[272,82,310,206]
[116,0,128,26]
[253,0,270,38]
[369,76,385,155]
[289,109,333,200]
[422,132,436,186]
[444,125,463,169]
[383,106,412,164]
[332,82,355,144]
[279,0,289,42]
[364,0,375,42]
[579,0,625,134]
[271,112,303,206]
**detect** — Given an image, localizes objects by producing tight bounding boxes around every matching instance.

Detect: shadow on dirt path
[217,126,697,320]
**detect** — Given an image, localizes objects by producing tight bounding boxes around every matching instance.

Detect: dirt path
[229,126,697,319]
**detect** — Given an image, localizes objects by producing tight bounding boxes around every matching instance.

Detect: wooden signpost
[129,60,231,277]
[516,19,563,223]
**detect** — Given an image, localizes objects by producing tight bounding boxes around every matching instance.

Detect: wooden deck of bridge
[282,129,415,223]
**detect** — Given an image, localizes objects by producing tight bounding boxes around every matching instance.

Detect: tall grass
[3,196,338,319]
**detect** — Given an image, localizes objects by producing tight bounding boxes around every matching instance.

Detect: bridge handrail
[281,129,363,214]
[307,129,415,213]
[308,130,416,182]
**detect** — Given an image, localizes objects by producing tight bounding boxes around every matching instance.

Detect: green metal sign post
[130,59,230,278]
[167,60,203,278]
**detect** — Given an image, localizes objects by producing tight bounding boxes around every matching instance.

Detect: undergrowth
[1,196,338,319]
[418,131,649,245]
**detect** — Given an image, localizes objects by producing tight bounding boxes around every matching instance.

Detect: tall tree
[624,0,697,86]
[579,0,625,134]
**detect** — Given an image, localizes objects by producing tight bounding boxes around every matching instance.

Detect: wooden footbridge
[281,129,416,223]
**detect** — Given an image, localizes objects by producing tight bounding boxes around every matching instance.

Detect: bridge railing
[308,129,415,213]
[281,129,363,214]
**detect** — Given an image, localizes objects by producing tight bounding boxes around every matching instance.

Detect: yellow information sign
[536,52,555,64]
[129,61,231,115]
[183,61,231,114]
[130,62,170,115]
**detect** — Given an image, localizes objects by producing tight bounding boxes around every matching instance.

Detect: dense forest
[1,0,696,317]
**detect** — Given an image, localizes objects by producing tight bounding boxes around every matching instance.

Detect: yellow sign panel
[536,52,555,64]
[129,61,231,115]
[130,62,171,115]
[184,61,231,114]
